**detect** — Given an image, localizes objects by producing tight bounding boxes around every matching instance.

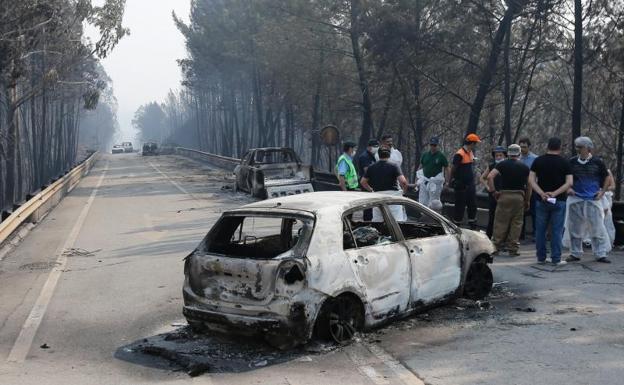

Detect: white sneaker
[553,260,567,266]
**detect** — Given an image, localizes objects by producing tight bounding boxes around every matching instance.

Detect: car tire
[463,262,493,300]
[314,294,364,345]
[187,320,207,334]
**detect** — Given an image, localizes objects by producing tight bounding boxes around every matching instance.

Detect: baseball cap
[492,145,507,156]
[465,133,481,143]
[368,139,380,147]
[429,137,440,145]
[507,144,521,156]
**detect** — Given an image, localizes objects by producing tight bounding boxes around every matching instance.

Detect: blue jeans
[535,200,566,262]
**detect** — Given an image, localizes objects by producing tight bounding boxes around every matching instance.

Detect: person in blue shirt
[565,136,611,263]
[519,137,538,240]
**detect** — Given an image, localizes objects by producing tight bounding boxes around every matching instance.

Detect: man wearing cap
[336,141,359,192]
[358,139,379,178]
[417,137,449,209]
[565,136,612,263]
[487,144,531,256]
[480,146,507,238]
[450,133,481,229]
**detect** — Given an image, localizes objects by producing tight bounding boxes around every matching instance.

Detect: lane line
[6,162,109,363]
[364,342,426,385]
[148,161,204,205]
[345,346,390,385]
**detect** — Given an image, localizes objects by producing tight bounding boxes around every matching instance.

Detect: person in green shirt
[417,137,450,207]
[336,141,359,191]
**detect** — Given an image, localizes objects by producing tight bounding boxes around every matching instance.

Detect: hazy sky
[88,0,191,142]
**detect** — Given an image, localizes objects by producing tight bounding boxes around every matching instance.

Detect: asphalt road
[0,153,623,385]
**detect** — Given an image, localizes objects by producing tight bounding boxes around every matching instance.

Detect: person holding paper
[529,137,573,265]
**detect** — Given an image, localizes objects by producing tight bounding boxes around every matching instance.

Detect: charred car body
[183,192,495,348]
[234,147,313,199]
[142,142,158,156]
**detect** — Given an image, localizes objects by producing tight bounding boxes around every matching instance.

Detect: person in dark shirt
[357,139,379,178]
[480,146,507,238]
[451,133,480,229]
[529,137,573,265]
[487,144,531,256]
[565,136,612,263]
[358,139,379,220]
[361,148,408,193]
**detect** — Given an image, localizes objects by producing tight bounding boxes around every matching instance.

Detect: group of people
[335,132,617,265]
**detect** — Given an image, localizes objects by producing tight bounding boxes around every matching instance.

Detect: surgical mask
[371,146,379,154]
[495,159,504,164]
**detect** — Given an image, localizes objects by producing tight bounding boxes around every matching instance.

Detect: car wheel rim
[327,297,359,344]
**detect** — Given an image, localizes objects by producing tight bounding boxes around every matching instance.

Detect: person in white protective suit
[416,137,450,209]
[564,137,612,263]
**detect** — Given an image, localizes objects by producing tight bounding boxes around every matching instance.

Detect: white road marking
[148,161,204,205]
[6,162,109,363]
[346,346,390,385]
[364,342,426,385]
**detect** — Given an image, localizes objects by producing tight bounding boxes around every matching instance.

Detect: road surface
[0,153,623,384]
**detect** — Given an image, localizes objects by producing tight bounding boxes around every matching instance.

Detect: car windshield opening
[206,214,313,259]
[254,150,296,164]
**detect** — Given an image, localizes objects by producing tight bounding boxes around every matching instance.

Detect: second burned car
[183,192,495,349]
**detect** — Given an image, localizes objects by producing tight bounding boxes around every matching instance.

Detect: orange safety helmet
[465,133,481,143]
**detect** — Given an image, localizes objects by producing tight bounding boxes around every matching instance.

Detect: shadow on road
[114,326,337,377]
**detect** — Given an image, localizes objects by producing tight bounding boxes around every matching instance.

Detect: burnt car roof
[235,192,413,214]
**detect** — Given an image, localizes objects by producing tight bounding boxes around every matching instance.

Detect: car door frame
[381,200,463,307]
[342,202,413,322]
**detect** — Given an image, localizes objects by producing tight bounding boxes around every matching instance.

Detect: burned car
[142,142,158,156]
[234,147,313,199]
[183,192,495,348]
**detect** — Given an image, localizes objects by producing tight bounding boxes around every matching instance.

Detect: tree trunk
[502,21,512,146]
[465,1,524,135]
[350,0,374,151]
[616,83,624,200]
[572,0,583,150]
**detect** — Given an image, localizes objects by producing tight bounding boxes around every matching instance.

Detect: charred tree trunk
[616,84,624,200]
[572,0,583,149]
[350,0,374,151]
[466,0,524,135]
[502,21,512,146]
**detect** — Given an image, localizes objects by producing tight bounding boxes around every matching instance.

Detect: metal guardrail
[0,152,99,245]
[175,147,240,171]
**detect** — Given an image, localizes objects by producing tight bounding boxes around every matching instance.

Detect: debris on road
[40,343,50,349]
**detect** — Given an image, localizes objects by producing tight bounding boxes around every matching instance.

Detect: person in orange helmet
[450,133,481,229]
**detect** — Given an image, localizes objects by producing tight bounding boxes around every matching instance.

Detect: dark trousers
[521,193,538,239]
[453,183,477,225]
[487,193,497,238]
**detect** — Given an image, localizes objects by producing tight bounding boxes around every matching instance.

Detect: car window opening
[207,215,312,259]
[343,207,396,250]
[392,203,446,240]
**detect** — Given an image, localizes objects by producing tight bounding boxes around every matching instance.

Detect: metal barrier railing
[0,152,99,245]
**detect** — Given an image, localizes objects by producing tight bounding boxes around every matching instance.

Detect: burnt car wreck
[183,192,495,349]
[234,147,314,199]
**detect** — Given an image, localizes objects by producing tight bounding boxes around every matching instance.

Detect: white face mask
[371,146,379,154]
[495,159,504,164]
